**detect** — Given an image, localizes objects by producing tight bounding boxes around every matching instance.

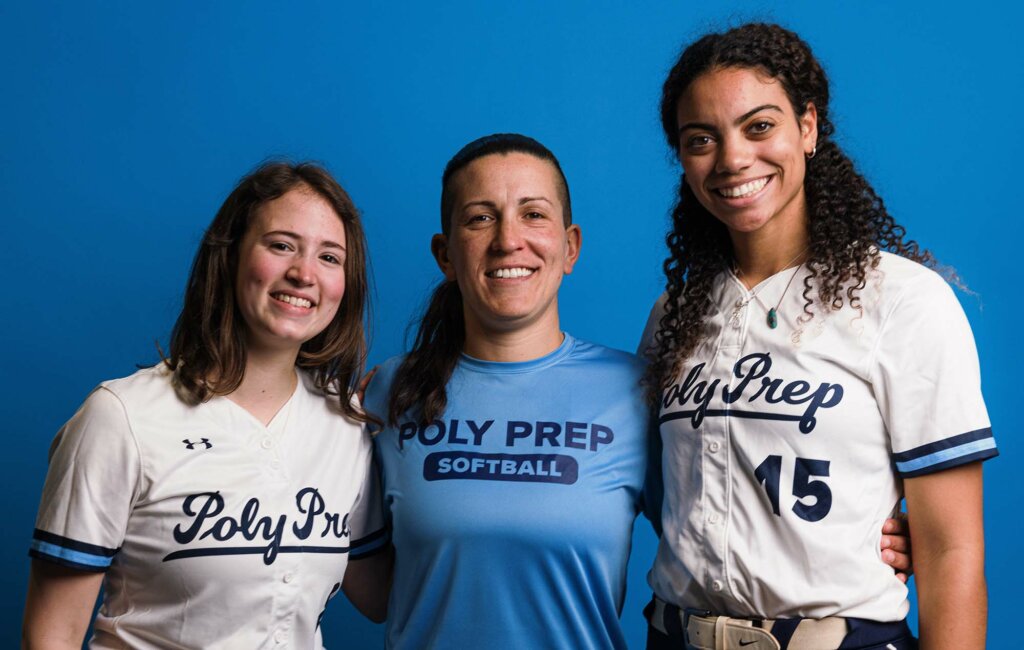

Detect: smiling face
[675,66,817,241]
[433,152,581,339]
[235,187,347,355]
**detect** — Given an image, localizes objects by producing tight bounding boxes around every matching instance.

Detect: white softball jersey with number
[642,251,996,620]
[30,365,388,649]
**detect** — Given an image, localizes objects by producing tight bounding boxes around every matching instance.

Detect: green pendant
[767,308,778,329]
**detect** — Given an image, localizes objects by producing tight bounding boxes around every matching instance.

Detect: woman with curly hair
[641,23,996,650]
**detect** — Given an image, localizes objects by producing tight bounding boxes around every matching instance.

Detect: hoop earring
[806,146,817,159]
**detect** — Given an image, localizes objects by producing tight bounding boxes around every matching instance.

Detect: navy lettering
[167,487,350,565]
[590,424,614,451]
[664,364,722,423]
[420,421,446,445]
[322,511,350,538]
[424,451,578,484]
[781,380,811,402]
[397,419,614,450]
[239,497,287,560]
[723,353,772,403]
[173,492,224,543]
[759,377,787,403]
[660,351,845,433]
[800,384,844,434]
[536,421,561,447]
[398,422,417,450]
[293,487,326,539]
[506,421,532,445]
[564,421,587,449]
[467,419,492,445]
[447,419,469,444]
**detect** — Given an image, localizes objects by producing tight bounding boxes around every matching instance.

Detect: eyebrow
[461,200,498,211]
[461,196,554,210]
[678,104,785,134]
[519,196,553,206]
[264,229,345,250]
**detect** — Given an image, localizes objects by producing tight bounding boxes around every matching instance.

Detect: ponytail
[387,280,465,425]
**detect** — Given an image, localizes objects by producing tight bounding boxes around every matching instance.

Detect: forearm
[915,547,986,650]
[343,546,394,623]
[22,560,102,650]
[21,627,87,650]
[904,463,988,650]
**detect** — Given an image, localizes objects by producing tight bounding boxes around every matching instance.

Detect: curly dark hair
[644,22,934,400]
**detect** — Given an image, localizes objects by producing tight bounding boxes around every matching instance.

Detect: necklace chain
[733,247,809,329]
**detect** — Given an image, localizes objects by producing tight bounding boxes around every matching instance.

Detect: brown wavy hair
[387,133,571,425]
[645,23,934,399]
[163,161,373,423]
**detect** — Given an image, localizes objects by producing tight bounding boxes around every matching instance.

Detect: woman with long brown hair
[23,162,389,648]
[643,23,996,649]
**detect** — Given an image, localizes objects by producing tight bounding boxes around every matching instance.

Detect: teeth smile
[487,267,534,279]
[717,176,769,198]
[273,293,313,308]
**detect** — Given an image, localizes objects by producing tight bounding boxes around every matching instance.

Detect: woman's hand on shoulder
[357,366,378,405]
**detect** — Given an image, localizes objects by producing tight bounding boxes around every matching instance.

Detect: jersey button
[261,437,273,450]
[708,441,720,453]
[274,629,287,644]
[708,513,721,524]
[711,580,724,592]
[283,571,295,583]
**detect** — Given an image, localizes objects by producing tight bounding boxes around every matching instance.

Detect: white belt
[649,598,848,650]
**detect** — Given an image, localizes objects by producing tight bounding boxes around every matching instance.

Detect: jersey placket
[704,284,750,602]
[264,398,301,647]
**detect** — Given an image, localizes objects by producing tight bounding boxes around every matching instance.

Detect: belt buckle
[682,607,712,648]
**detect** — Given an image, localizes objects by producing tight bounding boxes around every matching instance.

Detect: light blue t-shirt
[364,334,650,650]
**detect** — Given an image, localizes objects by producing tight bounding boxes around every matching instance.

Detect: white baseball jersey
[30,365,387,649]
[642,251,996,621]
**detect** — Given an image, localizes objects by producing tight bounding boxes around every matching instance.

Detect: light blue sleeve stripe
[30,539,113,568]
[896,438,997,473]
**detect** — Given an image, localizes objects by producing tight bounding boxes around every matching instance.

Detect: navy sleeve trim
[349,527,390,558]
[347,540,390,561]
[893,428,993,463]
[900,448,999,478]
[28,549,109,573]
[32,529,119,557]
[894,428,997,477]
[350,527,388,550]
[30,529,120,570]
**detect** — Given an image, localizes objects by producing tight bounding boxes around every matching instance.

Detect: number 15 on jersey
[754,455,832,522]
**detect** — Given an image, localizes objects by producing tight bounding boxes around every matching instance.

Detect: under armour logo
[182,438,213,450]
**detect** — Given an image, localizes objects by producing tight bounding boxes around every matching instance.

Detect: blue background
[2,2,1019,647]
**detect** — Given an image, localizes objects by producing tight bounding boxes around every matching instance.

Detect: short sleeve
[637,295,668,534]
[347,449,389,560]
[30,386,142,571]
[637,293,668,358]
[871,273,996,478]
